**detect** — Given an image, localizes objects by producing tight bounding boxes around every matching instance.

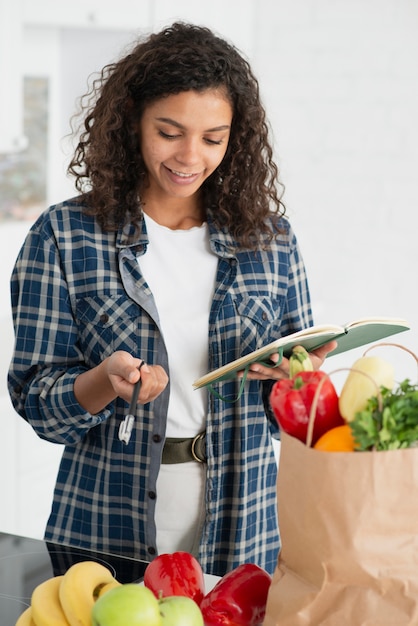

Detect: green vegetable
[349,379,418,451]
[289,345,314,377]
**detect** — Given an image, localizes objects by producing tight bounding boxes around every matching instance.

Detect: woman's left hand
[237,340,338,382]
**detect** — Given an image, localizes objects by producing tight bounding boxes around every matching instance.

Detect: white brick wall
[254,0,418,381]
[1,0,417,538]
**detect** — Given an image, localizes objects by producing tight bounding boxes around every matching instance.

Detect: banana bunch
[15,560,121,626]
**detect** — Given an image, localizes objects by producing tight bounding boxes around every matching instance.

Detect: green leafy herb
[350,379,418,451]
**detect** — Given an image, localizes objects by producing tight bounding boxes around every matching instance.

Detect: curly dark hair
[68,21,286,249]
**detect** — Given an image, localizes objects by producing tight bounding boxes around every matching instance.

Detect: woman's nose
[175,137,200,165]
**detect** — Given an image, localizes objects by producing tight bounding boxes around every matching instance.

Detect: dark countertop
[0,531,148,625]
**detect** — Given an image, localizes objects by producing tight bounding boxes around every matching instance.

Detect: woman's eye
[158,130,179,140]
[158,130,224,145]
[205,138,223,145]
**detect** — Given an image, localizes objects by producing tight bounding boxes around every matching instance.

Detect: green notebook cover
[192,316,410,389]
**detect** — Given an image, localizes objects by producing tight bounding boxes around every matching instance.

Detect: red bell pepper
[269,370,344,445]
[200,563,271,626]
[143,551,205,605]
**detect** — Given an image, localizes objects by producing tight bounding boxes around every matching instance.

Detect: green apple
[92,583,162,626]
[159,595,204,626]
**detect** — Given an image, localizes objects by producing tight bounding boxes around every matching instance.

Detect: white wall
[0,0,417,538]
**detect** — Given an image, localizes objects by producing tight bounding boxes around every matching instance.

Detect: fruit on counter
[159,595,204,625]
[313,424,356,452]
[96,580,122,599]
[144,551,205,605]
[338,355,395,422]
[16,554,271,626]
[59,560,118,626]
[270,370,344,445]
[31,574,70,625]
[15,606,36,626]
[14,560,120,626]
[200,563,271,626]
[91,584,204,626]
[91,584,162,626]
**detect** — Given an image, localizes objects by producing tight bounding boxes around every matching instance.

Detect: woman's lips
[165,165,201,185]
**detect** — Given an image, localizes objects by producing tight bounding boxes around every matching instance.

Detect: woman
[8,22,335,576]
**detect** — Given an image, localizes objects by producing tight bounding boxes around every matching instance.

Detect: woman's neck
[141,194,205,230]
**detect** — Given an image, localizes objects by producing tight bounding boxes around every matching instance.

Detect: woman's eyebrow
[156,117,231,132]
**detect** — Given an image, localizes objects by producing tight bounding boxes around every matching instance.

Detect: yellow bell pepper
[339,355,395,422]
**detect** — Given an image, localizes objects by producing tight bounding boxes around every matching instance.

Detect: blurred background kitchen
[1,0,417,540]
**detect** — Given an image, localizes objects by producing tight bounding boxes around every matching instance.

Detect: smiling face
[138,89,233,222]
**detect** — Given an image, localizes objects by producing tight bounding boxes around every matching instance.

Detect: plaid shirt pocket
[75,294,140,363]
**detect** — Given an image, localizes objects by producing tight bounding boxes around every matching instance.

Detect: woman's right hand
[106,350,169,405]
[75,350,168,415]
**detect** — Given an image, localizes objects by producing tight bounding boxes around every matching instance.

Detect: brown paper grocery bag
[263,430,418,626]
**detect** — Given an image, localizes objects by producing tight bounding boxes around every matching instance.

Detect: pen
[118,360,145,445]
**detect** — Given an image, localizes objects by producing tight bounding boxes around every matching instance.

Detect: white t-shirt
[138,213,218,554]
[139,213,217,436]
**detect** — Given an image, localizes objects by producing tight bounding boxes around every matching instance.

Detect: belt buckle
[191,432,205,463]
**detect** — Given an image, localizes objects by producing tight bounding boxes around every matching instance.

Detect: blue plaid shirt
[8,198,313,576]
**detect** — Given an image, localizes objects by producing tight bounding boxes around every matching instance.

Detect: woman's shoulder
[260,213,295,250]
[268,212,291,233]
[32,196,99,236]
[207,209,293,247]
[43,195,92,220]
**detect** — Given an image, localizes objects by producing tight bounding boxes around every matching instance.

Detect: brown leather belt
[162,431,206,464]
